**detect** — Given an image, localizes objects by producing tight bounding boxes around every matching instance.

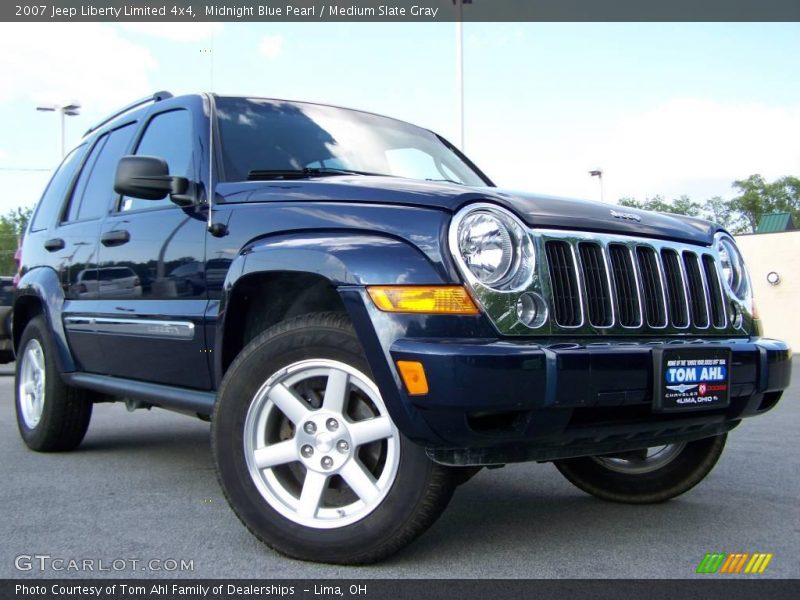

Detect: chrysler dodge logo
[610,209,642,222]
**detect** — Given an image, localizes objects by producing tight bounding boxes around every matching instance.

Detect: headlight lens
[455,206,533,291]
[458,212,514,285]
[715,234,750,300]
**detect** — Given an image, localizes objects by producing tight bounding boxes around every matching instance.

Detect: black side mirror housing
[114,155,191,202]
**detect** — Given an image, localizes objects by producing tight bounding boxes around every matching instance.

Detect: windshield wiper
[247,167,386,181]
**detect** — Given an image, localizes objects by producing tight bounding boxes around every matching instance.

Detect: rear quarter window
[29,144,87,232]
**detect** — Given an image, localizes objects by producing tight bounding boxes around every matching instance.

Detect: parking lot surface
[1,360,797,579]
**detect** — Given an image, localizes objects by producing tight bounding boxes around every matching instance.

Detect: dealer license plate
[653,347,731,412]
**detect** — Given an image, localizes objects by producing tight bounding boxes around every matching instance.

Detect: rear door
[94,101,211,389]
[56,122,139,373]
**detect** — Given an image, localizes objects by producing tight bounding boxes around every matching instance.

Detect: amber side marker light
[396,360,429,395]
[367,285,479,315]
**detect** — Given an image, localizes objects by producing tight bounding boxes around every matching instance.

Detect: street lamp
[589,169,604,202]
[454,0,472,151]
[36,102,81,158]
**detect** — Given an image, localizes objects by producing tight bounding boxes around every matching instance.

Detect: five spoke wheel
[243,359,399,528]
[18,339,46,429]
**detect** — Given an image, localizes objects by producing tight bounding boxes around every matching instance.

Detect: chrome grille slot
[702,254,727,328]
[683,252,710,328]
[635,246,667,328]
[537,231,732,334]
[608,244,641,327]
[545,240,582,327]
[660,249,690,328]
[578,242,613,327]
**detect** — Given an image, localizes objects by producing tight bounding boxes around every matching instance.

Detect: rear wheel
[553,435,727,504]
[15,316,93,452]
[212,312,455,564]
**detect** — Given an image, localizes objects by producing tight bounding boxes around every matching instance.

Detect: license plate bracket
[653,347,731,413]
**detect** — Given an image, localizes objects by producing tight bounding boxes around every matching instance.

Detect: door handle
[44,238,65,252]
[100,230,130,247]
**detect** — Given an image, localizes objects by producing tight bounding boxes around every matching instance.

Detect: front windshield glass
[215,97,488,186]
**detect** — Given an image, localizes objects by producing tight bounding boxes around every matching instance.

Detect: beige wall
[735,231,799,351]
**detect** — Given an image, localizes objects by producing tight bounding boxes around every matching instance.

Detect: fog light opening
[516,292,548,328]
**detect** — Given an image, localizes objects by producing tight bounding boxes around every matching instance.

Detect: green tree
[619,195,702,217]
[729,174,800,233]
[0,206,32,275]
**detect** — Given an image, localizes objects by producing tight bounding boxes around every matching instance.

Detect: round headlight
[715,234,749,300]
[457,211,516,286]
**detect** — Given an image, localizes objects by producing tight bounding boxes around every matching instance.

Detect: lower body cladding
[342,292,793,467]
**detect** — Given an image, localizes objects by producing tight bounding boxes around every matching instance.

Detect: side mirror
[114,155,189,201]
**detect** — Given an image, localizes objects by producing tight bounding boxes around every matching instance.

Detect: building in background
[735,227,799,351]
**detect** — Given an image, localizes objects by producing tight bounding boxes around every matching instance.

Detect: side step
[63,372,216,417]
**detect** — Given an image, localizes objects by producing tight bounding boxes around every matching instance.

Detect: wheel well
[221,271,347,374]
[12,296,44,352]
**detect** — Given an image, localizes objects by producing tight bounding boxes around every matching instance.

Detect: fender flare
[215,232,453,441]
[217,230,451,355]
[14,266,75,373]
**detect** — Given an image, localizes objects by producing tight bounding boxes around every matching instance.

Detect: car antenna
[205,93,227,237]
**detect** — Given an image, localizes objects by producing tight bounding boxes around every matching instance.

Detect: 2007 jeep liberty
[14,92,792,564]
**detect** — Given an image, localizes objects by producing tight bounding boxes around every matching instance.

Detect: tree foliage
[619,174,800,234]
[0,206,32,276]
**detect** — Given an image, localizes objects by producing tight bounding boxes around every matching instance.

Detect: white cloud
[478,98,800,203]
[258,35,285,60]
[0,23,157,111]
[119,22,223,43]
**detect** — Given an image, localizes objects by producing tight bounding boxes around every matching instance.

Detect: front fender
[231,231,451,287]
[14,266,75,373]
[216,231,456,442]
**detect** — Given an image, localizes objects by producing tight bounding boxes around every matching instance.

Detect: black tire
[15,316,93,452]
[553,434,727,504]
[212,312,455,564]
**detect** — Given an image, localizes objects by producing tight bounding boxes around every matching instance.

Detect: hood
[218,177,717,245]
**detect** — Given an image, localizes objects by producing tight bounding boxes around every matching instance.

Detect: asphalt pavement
[1,359,797,579]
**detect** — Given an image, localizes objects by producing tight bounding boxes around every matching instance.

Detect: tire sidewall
[212,318,440,562]
[555,434,727,503]
[15,316,60,447]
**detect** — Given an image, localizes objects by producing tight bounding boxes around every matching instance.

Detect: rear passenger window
[65,122,137,223]
[121,110,193,212]
[29,144,87,232]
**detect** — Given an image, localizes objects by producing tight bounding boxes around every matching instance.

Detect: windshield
[215,97,488,186]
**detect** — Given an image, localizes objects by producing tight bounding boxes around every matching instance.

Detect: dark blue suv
[14,92,792,564]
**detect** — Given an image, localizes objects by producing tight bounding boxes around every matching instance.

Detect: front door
[94,106,211,390]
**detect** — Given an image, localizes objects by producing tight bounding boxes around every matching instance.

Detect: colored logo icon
[697,552,773,574]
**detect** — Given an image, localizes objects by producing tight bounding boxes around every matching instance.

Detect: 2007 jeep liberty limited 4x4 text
[14,92,792,564]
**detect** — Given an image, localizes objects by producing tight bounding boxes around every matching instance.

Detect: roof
[756,212,796,233]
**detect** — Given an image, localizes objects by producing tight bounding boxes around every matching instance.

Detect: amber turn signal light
[396,360,429,395]
[367,286,479,315]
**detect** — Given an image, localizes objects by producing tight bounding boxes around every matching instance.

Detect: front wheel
[553,434,727,504]
[212,312,455,564]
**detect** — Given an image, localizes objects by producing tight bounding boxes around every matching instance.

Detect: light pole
[589,169,604,202]
[36,102,81,158]
[454,0,472,151]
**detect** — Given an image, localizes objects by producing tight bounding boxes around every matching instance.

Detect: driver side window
[120,109,193,212]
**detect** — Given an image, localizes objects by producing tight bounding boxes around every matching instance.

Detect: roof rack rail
[83,90,173,136]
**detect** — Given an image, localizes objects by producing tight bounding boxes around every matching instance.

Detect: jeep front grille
[542,232,728,333]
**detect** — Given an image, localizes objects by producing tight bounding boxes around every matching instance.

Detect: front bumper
[391,337,791,464]
[342,289,792,466]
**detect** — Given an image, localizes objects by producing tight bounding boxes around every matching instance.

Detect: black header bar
[5,0,800,22]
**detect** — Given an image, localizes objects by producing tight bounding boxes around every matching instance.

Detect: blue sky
[0,22,798,215]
